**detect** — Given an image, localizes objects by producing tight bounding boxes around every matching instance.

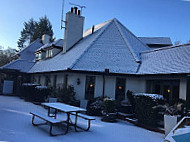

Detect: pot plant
[101,98,117,122]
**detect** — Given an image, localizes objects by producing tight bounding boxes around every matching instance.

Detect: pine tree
[17,16,54,50]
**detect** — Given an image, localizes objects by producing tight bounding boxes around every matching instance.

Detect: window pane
[85,76,96,100]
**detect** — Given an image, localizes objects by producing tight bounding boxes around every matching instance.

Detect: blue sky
[0,0,190,49]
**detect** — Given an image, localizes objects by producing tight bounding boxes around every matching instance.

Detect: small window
[46,49,53,58]
[85,76,96,100]
[36,52,42,60]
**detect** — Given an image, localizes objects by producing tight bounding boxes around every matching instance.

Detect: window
[146,80,180,104]
[46,49,53,58]
[115,78,126,100]
[85,76,96,100]
[36,52,42,60]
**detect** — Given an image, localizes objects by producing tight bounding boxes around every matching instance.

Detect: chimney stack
[63,7,85,53]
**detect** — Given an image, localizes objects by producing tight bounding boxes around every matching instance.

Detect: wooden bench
[70,112,95,131]
[30,112,67,136]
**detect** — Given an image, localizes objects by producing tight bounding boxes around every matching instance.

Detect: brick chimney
[63,7,85,53]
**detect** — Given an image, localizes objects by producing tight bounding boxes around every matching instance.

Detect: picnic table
[30,102,95,136]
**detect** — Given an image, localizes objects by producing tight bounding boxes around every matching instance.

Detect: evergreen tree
[17,16,54,50]
[0,47,17,67]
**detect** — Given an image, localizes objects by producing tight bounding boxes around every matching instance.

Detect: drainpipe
[102,75,105,98]
[102,69,109,98]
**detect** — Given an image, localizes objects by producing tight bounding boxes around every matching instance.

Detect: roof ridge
[141,42,190,54]
[113,19,147,62]
[69,19,114,69]
[18,38,41,55]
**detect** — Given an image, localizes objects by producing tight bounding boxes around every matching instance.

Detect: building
[1,8,190,105]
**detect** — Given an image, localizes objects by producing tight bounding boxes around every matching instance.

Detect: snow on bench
[30,112,62,124]
[30,112,66,136]
[70,112,95,120]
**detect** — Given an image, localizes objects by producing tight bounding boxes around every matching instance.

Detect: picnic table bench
[70,112,95,131]
[30,112,67,136]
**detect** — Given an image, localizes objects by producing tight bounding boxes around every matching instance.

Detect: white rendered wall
[63,12,84,53]
[126,78,146,93]
[67,73,85,100]
[104,76,116,99]
[94,75,103,98]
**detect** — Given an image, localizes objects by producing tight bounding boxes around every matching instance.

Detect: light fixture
[118,86,122,90]
[90,84,93,88]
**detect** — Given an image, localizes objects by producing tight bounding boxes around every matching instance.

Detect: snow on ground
[0,96,164,142]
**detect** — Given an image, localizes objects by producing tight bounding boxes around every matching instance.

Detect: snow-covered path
[0,96,164,142]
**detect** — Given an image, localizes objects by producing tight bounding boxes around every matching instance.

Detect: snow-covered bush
[127,91,165,127]
[20,83,40,101]
[86,97,104,116]
[35,86,50,102]
[103,98,116,113]
[56,85,79,106]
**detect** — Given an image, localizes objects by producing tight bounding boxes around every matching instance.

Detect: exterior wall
[126,78,146,93]
[32,72,188,102]
[94,75,103,98]
[179,77,187,100]
[104,76,116,99]
[67,73,86,100]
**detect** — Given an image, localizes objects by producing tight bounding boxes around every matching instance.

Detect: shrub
[86,97,104,116]
[21,83,40,102]
[35,86,50,102]
[56,85,79,106]
[135,95,159,127]
[127,90,136,112]
[103,98,116,113]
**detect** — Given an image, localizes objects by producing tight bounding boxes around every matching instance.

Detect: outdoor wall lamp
[77,78,80,85]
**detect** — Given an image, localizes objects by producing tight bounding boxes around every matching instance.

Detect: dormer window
[36,52,42,61]
[46,49,53,58]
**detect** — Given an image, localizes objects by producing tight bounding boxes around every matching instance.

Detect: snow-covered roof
[36,39,63,52]
[1,59,35,73]
[16,39,43,61]
[138,43,190,74]
[139,37,172,45]
[29,18,150,74]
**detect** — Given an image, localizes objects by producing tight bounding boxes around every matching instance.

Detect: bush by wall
[86,97,104,116]
[56,85,79,106]
[20,83,49,102]
[135,95,159,127]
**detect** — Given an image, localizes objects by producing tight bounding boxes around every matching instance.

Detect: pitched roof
[17,39,43,61]
[138,37,172,46]
[1,59,35,73]
[36,39,63,52]
[29,18,150,74]
[138,44,190,74]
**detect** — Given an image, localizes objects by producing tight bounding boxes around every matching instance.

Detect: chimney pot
[78,10,81,16]
[74,7,78,14]
[71,7,74,13]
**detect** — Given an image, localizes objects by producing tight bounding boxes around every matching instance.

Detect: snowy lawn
[0,96,164,142]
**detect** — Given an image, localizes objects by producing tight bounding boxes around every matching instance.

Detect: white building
[1,8,190,105]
